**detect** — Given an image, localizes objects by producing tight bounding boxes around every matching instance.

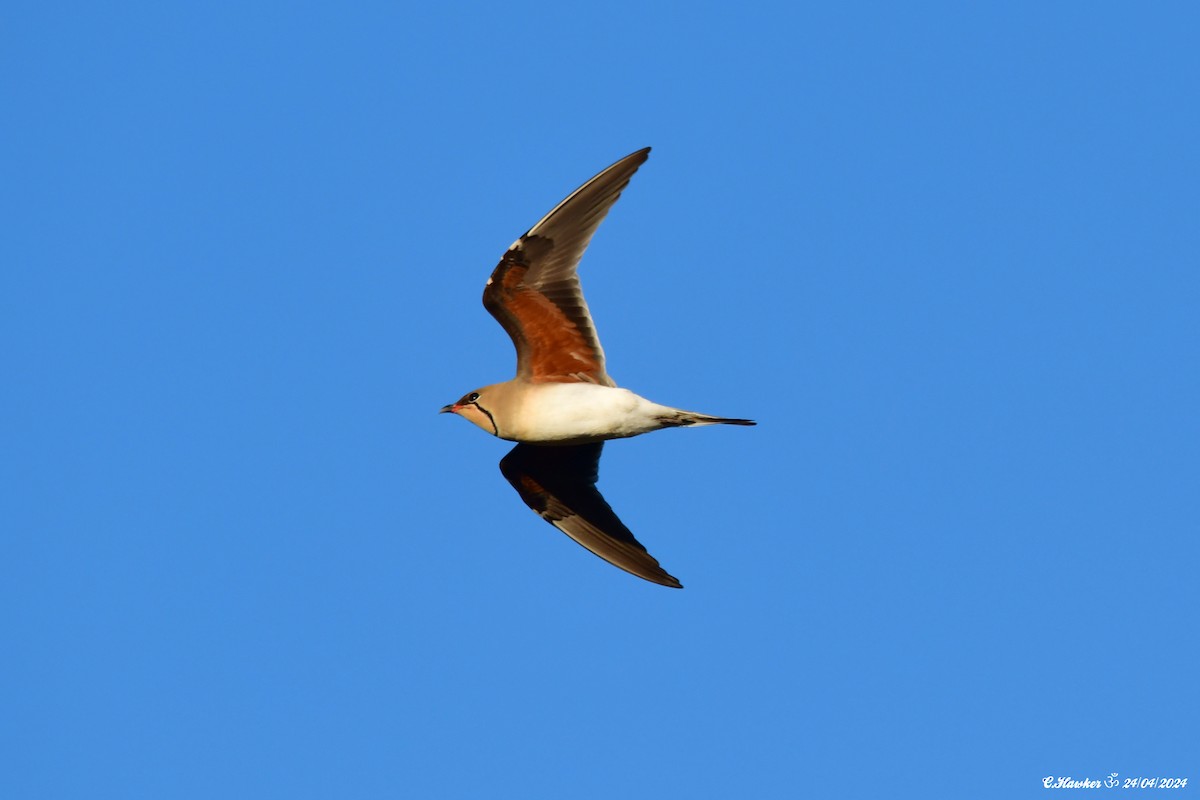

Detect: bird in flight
[441,148,754,588]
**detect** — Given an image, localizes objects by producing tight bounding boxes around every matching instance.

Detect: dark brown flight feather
[483,148,651,385]
[499,442,682,588]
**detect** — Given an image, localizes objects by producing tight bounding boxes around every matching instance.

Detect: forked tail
[657,411,757,428]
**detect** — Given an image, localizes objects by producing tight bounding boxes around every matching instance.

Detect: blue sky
[3,2,1197,798]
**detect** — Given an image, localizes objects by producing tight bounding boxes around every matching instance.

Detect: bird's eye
[466,392,480,403]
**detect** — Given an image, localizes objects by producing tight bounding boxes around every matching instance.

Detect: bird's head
[439,387,499,436]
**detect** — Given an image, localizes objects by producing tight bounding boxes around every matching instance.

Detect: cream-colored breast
[502,383,668,444]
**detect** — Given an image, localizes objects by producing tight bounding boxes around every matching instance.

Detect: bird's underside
[442,147,755,588]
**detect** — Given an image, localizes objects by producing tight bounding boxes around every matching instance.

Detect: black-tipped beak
[439,403,456,414]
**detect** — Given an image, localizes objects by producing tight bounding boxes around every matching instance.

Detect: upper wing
[499,442,682,588]
[483,148,651,385]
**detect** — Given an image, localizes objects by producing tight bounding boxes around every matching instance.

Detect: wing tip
[626,146,652,167]
[629,555,683,589]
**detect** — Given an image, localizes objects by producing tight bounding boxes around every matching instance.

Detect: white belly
[503,383,670,444]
